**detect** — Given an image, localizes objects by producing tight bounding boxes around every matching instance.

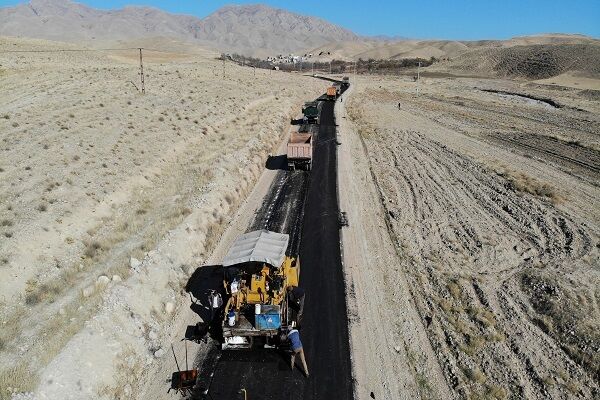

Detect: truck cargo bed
[287,131,313,170]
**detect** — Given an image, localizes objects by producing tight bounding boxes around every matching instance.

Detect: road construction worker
[288,328,309,377]
[286,286,305,324]
[208,290,222,322]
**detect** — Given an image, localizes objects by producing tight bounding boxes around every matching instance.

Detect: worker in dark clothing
[288,328,309,377]
[207,290,223,322]
[286,286,305,324]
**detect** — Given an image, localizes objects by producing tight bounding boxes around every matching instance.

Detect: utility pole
[253,66,256,77]
[138,48,145,94]
[416,61,421,96]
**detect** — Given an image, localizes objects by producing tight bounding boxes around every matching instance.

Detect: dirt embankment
[346,75,599,399]
[0,37,324,399]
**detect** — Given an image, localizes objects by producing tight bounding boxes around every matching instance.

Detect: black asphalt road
[192,90,352,400]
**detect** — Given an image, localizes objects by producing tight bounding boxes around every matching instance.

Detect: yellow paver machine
[221,230,301,350]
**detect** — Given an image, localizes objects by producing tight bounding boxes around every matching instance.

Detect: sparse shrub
[1,219,13,227]
[542,376,555,387]
[466,368,486,384]
[565,381,579,394]
[37,203,48,212]
[84,240,103,259]
[448,281,462,300]
[4,232,13,238]
[69,113,75,118]
[495,166,561,203]
[158,116,165,122]
[2,114,9,119]
[460,334,486,355]
[12,122,18,128]
[486,384,507,399]
[467,306,497,327]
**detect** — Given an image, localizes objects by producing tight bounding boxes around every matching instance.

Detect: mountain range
[0,0,358,56]
[1,0,599,79]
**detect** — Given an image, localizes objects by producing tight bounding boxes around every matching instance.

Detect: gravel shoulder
[337,84,453,399]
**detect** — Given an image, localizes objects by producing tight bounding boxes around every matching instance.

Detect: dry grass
[485,384,507,399]
[467,306,496,328]
[465,367,487,384]
[494,165,562,204]
[83,239,103,259]
[24,279,63,305]
[521,269,599,381]
[460,334,487,356]
[447,280,462,300]
[0,363,34,400]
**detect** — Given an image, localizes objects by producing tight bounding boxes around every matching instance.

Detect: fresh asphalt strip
[191,88,353,400]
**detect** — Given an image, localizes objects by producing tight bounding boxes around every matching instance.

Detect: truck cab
[302,101,320,124]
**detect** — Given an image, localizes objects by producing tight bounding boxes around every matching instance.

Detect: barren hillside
[0,36,324,399]
[437,43,600,79]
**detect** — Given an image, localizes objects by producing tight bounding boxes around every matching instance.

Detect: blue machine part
[254,305,281,330]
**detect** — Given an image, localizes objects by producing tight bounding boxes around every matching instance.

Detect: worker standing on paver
[288,328,309,377]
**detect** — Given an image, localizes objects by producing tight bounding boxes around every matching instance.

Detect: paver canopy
[222,230,289,268]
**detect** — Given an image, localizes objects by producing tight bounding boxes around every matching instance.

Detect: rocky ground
[0,37,324,399]
[344,73,599,399]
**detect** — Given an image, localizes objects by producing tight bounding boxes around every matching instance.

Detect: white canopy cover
[222,230,289,268]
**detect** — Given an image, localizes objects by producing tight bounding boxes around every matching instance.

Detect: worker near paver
[287,286,305,324]
[208,290,223,322]
[288,328,309,377]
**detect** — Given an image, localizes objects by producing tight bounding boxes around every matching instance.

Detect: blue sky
[1,0,599,39]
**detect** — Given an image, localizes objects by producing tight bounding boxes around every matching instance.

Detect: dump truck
[287,124,315,171]
[326,86,337,101]
[302,101,319,124]
[342,76,350,87]
[221,230,301,350]
[333,82,342,96]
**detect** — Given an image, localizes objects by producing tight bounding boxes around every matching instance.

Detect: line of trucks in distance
[169,78,350,394]
[287,77,348,171]
[186,78,349,354]
[219,78,349,352]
